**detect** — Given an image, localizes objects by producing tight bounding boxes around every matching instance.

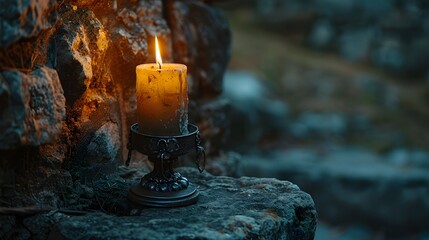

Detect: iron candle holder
[126,123,206,207]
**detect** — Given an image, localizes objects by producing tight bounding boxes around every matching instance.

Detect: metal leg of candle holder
[126,123,205,208]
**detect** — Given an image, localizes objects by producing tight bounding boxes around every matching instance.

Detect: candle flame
[155,36,162,69]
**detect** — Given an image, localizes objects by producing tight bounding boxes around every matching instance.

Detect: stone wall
[0,0,230,206]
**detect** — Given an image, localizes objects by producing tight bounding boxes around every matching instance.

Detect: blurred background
[212,0,429,239]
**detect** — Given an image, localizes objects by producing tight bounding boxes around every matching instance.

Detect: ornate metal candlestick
[126,123,205,207]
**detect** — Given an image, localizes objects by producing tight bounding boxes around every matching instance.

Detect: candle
[136,37,188,136]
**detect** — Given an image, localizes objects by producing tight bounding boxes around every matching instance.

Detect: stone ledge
[49,168,317,240]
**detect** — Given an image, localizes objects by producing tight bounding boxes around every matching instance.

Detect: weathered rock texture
[0,0,231,207]
[167,0,231,96]
[0,0,57,49]
[0,66,65,148]
[47,168,317,240]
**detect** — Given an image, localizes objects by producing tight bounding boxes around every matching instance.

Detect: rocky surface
[52,5,109,105]
[0,0,56,48]
[0,66,65,149]
[45,167,317,240]
[167,1,231,97]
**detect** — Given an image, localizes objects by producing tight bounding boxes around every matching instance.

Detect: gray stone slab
[49,168,317,240]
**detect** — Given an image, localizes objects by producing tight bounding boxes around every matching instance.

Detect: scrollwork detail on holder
[156,138,180,160]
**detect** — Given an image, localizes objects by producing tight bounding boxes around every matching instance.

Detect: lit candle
[136,36,188,136]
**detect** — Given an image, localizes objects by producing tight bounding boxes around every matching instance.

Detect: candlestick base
[126,123,205,208]
[128,183,199,208]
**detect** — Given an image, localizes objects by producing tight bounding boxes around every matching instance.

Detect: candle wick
[157,62,162,69]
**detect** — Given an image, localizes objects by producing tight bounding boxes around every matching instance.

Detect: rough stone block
[84,121,120,165]
[73,100,121,179]
[49,168,317,240]
[0,66,65,149]
[166,0,231,97]
[0,0,56,48]
[53,6,108,105]
[193,98,231,156]
[108,0,171,90]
